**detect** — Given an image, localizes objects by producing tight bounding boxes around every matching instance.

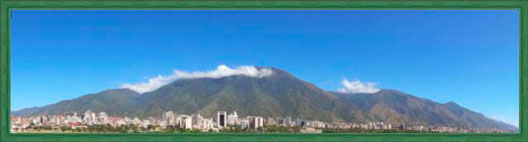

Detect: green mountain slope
[12,67,517,131]
[331,90,517,130]
[13,89,140,116]
[132,68,348,122]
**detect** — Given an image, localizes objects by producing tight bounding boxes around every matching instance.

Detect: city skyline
[11,109,515,133]
[11,66,519,133]
[11,10,519,127]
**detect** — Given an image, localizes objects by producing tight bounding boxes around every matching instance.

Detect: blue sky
[11,10,519,126]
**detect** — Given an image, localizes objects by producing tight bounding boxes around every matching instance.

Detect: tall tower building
[255,116,264,128]
[248,116,264,129]
[178,115,193,130]
[217,111,227,128]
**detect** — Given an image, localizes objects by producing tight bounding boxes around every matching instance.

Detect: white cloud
[120,65,273,93]
[120,74,179,94]
[174,65,273,79]
[337,78,380,94]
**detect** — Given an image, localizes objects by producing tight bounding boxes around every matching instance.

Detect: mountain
[130,68,351,122]
[331,90,517,130]
[12,67,517,131]
[13,89,140,116]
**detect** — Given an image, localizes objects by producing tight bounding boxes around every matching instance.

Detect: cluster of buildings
[10,110,514,133]
[11,110,268,132]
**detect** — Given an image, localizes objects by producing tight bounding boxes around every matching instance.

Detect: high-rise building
[247,116,263,129]
[217,111,227,128]
[162,111,175,125]
[202,118,214,130]
[192,113,203,129]
[227,111,238,126]
[83,110,96,125]
[240,119,250,129]
[255,116,264,128]
[277,117,285,126]
[295,119,307,128]
[98,112,108,124]
[265,117,276,126]
[285,117,292,126]
[179,115,193,130]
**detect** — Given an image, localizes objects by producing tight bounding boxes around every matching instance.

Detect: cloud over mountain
[120,65,273,93]
[14,67,517,131]
[120,74,179,94]
[338,78,380,94]
[174,65,273,79]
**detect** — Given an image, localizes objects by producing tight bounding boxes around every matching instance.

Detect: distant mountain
[13,89,140,117]
[12,67,517,131]
[331,90,517,130]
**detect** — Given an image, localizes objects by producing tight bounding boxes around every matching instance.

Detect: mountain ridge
[12,67,518,131]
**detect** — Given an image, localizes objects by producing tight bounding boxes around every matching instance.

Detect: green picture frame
[0,0,526,142]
